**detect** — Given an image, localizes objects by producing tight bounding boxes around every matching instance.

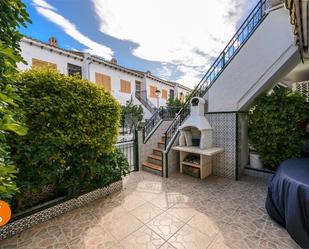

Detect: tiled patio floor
[0,171,301,249]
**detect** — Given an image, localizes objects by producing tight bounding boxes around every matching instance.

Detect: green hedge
[10,69,130,211]
[249,87,309,170]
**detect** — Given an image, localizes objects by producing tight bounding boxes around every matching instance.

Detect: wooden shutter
[95,72,111,91]
[120,80,131,93]
[149,85,157,98]
[32,58,57,69]
[162,89,168,100]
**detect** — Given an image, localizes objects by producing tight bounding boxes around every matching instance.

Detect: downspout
[87,57,93,81]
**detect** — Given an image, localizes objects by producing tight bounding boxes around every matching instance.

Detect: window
[95,72,111,91]
[179,92,184,103]
[169,89,175,100]
[149,85,157,98]
[120,80,131,93]
[68,63,82,77]
[162,89,168,100]
[32,58,57,69]
[135,81,141,92]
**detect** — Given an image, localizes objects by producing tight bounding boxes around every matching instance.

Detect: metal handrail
[142,106,181,143]
[135,90,157,114]
[164,0,270,150]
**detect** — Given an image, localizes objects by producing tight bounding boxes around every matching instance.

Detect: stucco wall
[145,77,174,107]
[88,62,143,106]
[18,42,84,76]
[208,7,300,112]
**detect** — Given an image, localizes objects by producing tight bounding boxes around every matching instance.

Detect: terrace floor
[0,171,301,249]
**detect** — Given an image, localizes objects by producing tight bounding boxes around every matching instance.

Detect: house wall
[18,39,191,120]
[88,62,143,106]
[145,77,175,107]
[207,6,300,112]
[18,41,85,76]
[175,84,191,100]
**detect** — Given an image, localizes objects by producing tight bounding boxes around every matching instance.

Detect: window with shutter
[149,85,157,98]
[120,80,131,93]
[95,72,111,91]
[32,58,57,69]
[162,89,168,100]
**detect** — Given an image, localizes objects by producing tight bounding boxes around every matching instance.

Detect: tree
[0,0,30,201]
[121,100,143,133]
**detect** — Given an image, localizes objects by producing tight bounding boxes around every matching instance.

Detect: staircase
[163,0,296,151]
[142,136,165,175]
[139,0,302,178]
[135,90,157,114]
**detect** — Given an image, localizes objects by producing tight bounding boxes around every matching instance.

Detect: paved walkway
[0,171,300,249]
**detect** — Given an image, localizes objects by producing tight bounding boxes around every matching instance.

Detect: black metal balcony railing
[135,90,157,114]
[143,106,180,143]
[164,0,270,150]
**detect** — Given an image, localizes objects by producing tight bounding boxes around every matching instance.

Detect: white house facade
[18,36,191,119]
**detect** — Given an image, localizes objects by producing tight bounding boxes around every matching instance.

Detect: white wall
[207,7,300,112]
[18,39,190,120]
[145,77,174,107]
[18,41,84,76]
[88,62,143,106]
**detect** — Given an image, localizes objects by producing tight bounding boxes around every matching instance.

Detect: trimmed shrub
[10,69,129,211]
[249,87,309,170]
[0,0,30,201]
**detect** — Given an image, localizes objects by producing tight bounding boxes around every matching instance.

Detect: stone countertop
[172,146,224,156]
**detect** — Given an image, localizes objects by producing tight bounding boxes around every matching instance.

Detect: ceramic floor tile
[147,212,185,240]
[187,212,220,238]
[150,194,176,210]
[220,223,261,249]
[67,225,118,249]
[168,224,213,249]
[17,223,69,249]
[130,202,164,223]
[102,213,143,241]
[120,194,147,211]
[166,207,197,223]
[120,225,165,249]
[0,236,18,249]
[159,242,176,249]
[136,181,165,194]
[207,234,231,249]
[0,171,301,249]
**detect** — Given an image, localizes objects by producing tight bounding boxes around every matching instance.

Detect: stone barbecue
[179,97,213,149]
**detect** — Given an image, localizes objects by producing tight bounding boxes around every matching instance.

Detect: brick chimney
[48,36,58,47]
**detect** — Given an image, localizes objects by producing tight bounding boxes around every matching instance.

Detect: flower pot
[249,152,263,169]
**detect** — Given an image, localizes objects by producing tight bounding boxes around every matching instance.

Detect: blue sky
[21,0,258,88]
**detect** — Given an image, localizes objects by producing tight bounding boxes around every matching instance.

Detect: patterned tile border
[0,180,122,241]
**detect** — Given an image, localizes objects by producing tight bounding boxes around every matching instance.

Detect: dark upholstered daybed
[266,158,309,248]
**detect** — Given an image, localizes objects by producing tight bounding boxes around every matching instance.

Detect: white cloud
[92,0,250,87]
[32,0,114,60]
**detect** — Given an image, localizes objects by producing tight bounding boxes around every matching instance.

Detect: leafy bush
[10,69,129,211]
[0,0,30,201]
[121,100,143,133]
[249,87,309,170]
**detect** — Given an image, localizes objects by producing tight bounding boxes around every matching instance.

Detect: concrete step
[153,148,163,156]
[148,154,163,165]
[157,141,165,149]
[142,161,162,176]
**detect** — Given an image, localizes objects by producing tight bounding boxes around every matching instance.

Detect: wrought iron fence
[164,0,270,150]
[116,140,136,171]
[143,106,181,143]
